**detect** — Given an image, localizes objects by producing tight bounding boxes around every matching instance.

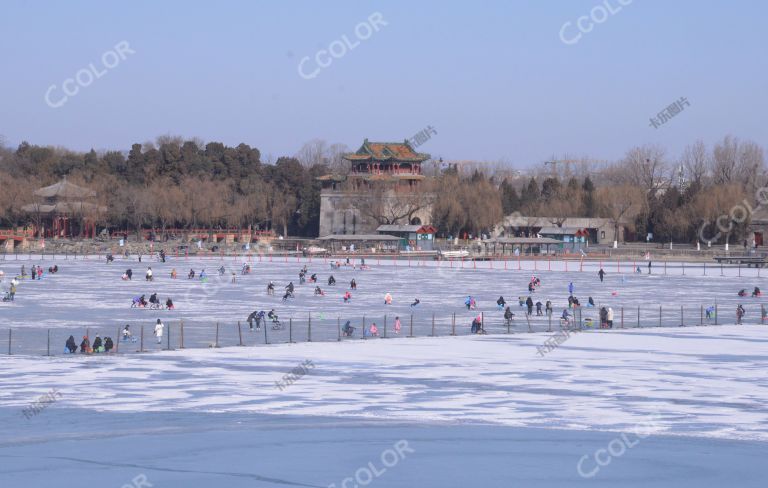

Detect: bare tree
[597,184,644,246]
[680,140,709,185]
[355,181,435,226]
[295,139,328,168]
[327,143,350,173]
[711,135,765,191]
[712,135,740,185]
[268,188,297,237]
[0,172,36,228]
[690,183,748,245]
[620,144,667,192]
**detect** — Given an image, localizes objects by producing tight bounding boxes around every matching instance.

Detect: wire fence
[4,303,765,356]
[2,249,767,278]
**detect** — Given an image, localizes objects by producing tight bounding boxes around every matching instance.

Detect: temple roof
[34,179,96,199]
[343,139,430,163]
[21,201,106,214]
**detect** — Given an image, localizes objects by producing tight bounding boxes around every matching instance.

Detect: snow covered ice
[1,255,767,487]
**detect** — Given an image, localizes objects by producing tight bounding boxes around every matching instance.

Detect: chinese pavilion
[318,140,433,236]
[318,139,430,191]
[21,178,105,238]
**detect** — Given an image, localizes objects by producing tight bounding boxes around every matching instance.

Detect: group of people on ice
[65,334,115,354]
[131,292,174,310]
[1,273,19,302]
[341,316,404,337]
[22,264,48,281]
[527,275,542,293]
[2,265,60,302]
[246,309,282,330]
[738,287,761,297]
[263,266,370,305]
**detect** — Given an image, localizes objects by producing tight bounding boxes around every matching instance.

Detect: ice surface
[1,255,767,486]
[1,255,766,355]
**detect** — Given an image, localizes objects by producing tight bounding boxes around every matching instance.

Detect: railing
[4,250,768,276]
[3,304,764,357]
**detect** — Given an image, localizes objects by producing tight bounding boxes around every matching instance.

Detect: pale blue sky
[1,0,766,166]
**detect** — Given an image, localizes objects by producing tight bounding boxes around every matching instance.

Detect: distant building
[21,178,106,238]
[376,224,437,251]
[498,215,624,248]
[747,206,767,248]
[318,139,433,237]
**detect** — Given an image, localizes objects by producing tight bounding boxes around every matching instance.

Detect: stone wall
[319,190,433,237]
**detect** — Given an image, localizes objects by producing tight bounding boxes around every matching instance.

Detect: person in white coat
[154,318,164,344]
[606,307,614,328]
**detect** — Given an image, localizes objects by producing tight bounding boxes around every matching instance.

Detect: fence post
[700,305,703,326]
[659,306,662,327]
[715,304,718,325]
[337,316,341,341]
[140,325,144,352]
[680,305,684,327]
[384,315,387,339]
[264,321,269,344]
[180,320,185,348]
[289,317,293,343]
[762,305,766,325]
[7,329,10,355]
[620,307,624,329]
[703,263,706,276]
[548,311,552,332]
[577,307,582,331]
[452,313,456,336]
[408,314,414,337]
[116,326,121,353]
[525,310,532,332]
[215,322,220,348]
[431,313,435,337]
[238,321,243,346]
[308,314,312,342]
[46,329,51,356]
[637,306,640,328]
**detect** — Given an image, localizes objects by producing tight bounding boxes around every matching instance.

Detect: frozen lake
[1,328,767,487]
[1,254,766,355]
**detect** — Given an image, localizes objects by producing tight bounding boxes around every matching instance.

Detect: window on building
[601,231,605,239]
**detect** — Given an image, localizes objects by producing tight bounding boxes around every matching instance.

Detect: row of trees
[0,137,323,237]
[499,137,764,244]
[0,135,764,244]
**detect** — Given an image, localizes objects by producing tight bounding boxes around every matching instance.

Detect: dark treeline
[1,135,765,244]
[434,137,766,245]
[0,136,324,237]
